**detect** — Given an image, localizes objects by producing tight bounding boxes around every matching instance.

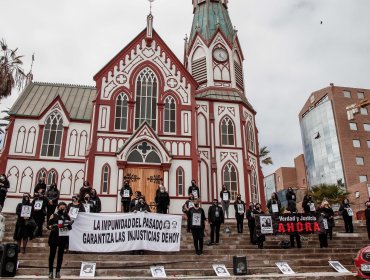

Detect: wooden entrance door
[123,167,163,210]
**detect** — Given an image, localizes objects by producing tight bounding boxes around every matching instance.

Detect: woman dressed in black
[32,189,48,237]
[47,202,73,279]
[13,193,35,253]
[0,173,10,208]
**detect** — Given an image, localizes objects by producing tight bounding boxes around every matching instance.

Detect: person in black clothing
[208,199,224,245]
[286,187,296,209]
[46,183,60,222]
[246,202,255,243]
[130,191,142,212]
[79,181,92,202]
[80,194,96,213]
[90,189,101,213]
[302,194,315,214]
[13,193,35,253]
[0,174,10,208]
[47,202,73,279]
[234,194,245,233]
[132,197,151,213]
[155,185,170,214]
[365,202,370,240]
[189,200,206,255]
[220,185,231,219]
[32,189,48,237]
[317,202,330,248]
[120,180,133,213]
[182,194,195,233]
[66,195,81,217]
[253,203,265,249]
[188,180,200,200]
[285,201,301,248]
[267,192,281,215]
[34,177,46,195]
[339,199,354,233]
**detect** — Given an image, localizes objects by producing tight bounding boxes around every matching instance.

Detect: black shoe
[55,272,60,279]
[196,250,200,255]
[48,272,53,279]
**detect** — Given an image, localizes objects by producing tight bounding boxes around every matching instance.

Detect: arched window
[102,164,110,193]
[164,96,176,133]
[177,167,184,196]
[47,169,58,185]
[36,168,47,185]
[115,93,128,130]
[15,126,26,153]
[135,68,158,130]
[251,168,258,203]
[127,141,162,164]
[41,111,63,157]
[247,122,255,152]
[221,116,235,146]
[223,162,238,201]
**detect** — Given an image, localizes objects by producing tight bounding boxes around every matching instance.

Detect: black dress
[13,202,35,241]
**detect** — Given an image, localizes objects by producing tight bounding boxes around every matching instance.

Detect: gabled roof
[9,82,96,121]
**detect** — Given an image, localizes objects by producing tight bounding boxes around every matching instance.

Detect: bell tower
[185,0,244,91]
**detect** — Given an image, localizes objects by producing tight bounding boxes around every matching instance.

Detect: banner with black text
[69,212,182,252]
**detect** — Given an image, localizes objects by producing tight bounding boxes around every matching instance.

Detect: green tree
[0,39,32,100]
[308,183,349,205]
[259,146,273,165]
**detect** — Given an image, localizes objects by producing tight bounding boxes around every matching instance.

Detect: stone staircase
[1,214,368,279]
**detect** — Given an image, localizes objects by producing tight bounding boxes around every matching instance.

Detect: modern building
[0,0,265,213]
[299,84,370,205]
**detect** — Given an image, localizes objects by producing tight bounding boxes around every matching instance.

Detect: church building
[0,0,265,213]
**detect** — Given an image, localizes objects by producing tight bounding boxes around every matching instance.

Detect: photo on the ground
[150,266,167,278]
[212,264,230,277]
[80,262,96,277]
[276,262,295,274]
[329,261,349,273]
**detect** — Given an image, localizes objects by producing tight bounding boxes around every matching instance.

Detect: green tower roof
[189,0,235,45]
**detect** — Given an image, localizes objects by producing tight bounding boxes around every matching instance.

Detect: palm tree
[259,146,273,165]
[309,184,350,205]
[0,39,32,100]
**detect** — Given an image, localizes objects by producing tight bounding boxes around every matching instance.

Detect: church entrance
[123,167,163,211]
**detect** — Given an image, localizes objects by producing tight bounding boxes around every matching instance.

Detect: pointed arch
[7,166,19,193]
[197,113,207,146]
[247,122,255,153]
[176,167,185,196]
[164,96,176,133]
[250,167,258,203]
[101,164,111,194]
[15,126,26,153]
[74,170,85,194]
[200,160,209,201]
[47,169,58,185]
[20,167,33,193]
[222,161,239,201]
[25,126,36,154]
[41,110,64,157]
[134,67,158,130]
[36,168,47,185]
[78,130,88,156]
[192,47,207,84]
[60,169,72,195]
[68,129,78,156]
[220,116,235,146]
[115,92,129,131]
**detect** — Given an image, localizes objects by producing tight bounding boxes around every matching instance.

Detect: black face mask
[192,182,196,187]
[58,209,65,214]
[367,206,370,209]
[194,203,199,208]
[22,197,29,203]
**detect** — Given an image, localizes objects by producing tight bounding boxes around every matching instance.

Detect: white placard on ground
[80,262,96,277]
[329,261,349,273]
[276,262,295,275]
[150,266,166,278]
[212,264,230,277]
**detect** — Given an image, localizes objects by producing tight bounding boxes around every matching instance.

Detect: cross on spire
[148,0,155,14]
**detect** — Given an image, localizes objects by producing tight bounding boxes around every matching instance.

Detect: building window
[247,123,255,152]
[177,167,184,196]
[364,124,370,132]
[361,108,368,115]
[164,96,176,133]
[278,176,281,182]
[251,169,258,203]
[343,90,351,98]
[41,111,63,157]
[360,175,368,183]
[135,68,158,130]
[221,116,235,146]
[349,123,358,131]
[356,157,364,165]
[115,93,128,130]
[223,162,238,201]
[367,140,370,148]
[102,164,110,193]
[358,92,365,99]
[353,139,361,148]
[47,169,58,185]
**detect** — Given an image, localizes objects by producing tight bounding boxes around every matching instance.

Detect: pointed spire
[145,0,155,46]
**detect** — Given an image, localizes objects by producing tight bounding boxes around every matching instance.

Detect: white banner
[69,212,182,252]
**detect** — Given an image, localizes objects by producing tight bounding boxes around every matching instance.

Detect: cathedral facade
[0,0,264,214]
